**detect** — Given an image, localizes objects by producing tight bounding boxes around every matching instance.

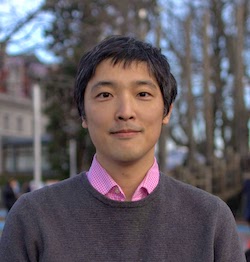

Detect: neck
[96,155,155,200]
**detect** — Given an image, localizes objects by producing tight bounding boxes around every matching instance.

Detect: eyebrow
[90,81,114,91]
[90,79,158,90]
[134,80,158,89]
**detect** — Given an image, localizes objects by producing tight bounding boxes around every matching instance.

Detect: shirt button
[114,187,120,194]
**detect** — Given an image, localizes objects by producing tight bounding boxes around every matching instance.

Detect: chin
[111,152,147,165]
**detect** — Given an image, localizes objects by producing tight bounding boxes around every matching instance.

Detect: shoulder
[159,173,231,216]
[160,173,217,201]
[32,174,80,194]
[12,173,88,211]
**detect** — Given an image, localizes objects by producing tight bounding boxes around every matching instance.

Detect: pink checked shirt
[86,155,160,201]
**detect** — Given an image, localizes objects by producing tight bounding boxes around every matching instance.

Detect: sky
[0,0,57,63]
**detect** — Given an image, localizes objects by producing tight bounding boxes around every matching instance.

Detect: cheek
[86,124,101,149]
[146,108,164,124]
[84,113,108,141]
[145,116,163,136]
[147,111,164,135]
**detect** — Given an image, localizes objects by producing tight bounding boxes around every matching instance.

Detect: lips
[110,129,140,134]
[110,128,142,138]
[109,124,142,133]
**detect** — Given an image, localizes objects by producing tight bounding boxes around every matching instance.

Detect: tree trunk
[155,14,168,172]
[233,3,248,157]
[185,14,196,167]
[203,11,214,165]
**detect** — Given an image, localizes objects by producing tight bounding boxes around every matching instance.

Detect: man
[2,178,19,211]
[0,36,245,261]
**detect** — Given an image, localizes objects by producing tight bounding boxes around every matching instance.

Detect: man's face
[83,59,171,168]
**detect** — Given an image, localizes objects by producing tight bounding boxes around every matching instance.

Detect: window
[17,116,23,131]
[3,114,9,130]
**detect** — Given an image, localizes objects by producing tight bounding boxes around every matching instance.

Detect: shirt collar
[86,154,160,200]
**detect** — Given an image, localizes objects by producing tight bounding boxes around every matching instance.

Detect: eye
[138,92,151,98]
[96,92,112,99]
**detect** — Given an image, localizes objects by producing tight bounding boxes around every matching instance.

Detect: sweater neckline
[80,172,163,208]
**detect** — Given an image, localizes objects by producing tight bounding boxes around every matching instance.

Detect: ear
[162,104,173,125]
[82,117,88,128]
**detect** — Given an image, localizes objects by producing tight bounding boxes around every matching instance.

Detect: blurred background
[0,0,249,247]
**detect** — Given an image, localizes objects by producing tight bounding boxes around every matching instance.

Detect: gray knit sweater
[0,173,246,262]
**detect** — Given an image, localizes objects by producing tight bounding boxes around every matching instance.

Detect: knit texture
[0,173,246,262]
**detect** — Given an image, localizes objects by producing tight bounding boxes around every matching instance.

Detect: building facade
[0,55,50,177]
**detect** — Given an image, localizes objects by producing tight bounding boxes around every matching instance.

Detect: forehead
[91,59,153,79]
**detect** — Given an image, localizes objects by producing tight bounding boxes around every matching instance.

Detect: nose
[115,95,135,121]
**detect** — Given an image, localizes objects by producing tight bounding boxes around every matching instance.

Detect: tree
[42,0,159,177]
[202,10,214,165]
[160,0,249,171]
[0,1,49,90]
[0,1,51,55]
[233,2,248,157]
[184,13,196,167]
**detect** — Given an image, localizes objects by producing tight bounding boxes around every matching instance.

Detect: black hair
[74,35,177,117]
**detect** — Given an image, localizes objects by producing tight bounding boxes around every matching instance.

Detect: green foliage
[42,0,160,175]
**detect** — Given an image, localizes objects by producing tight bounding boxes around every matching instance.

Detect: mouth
[110,129,142,138]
